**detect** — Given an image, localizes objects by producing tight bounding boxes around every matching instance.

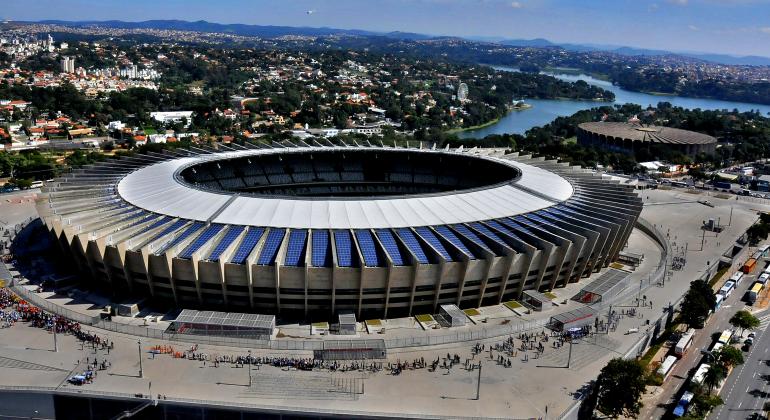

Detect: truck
[673,391,695,417]
[730,271,744,286]
[743,258,758,274]
[718,280,735,298]
[747,282,764,305]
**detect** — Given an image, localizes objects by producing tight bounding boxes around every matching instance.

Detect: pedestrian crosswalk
[758,313,770,331]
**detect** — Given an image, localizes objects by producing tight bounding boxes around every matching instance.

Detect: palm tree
[703,364,726,394]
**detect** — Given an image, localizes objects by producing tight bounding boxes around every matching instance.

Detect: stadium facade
[37,144,641,320]
[577,122,717,157]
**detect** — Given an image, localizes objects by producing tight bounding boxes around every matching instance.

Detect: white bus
[714,294,724,310]
[674,329,695,356]
[657,355,678,380]
[718,280,735,298]
[758,273,770,287]
[729,271,744,286]
[692,363,710,385]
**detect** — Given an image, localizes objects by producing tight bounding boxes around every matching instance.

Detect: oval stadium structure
[577,122,717,157]
[37,144,642,320]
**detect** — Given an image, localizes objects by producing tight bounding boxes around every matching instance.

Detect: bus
[729,271,744,286]
[29,180,43,189]
[710,341,724,355]
[674,329,695,356]
[719,280,735,298]
[657,355,678,380]
[759,244,770,258]
[717,329,733,345]
[714,294,724,310]
[758,273,770,287]
[692,363,710,385]
[748,282,764,305]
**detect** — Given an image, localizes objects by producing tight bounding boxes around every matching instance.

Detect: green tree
[595,358,646,418]
[729,310,760,336]
[716,346,744,368]
[702,364,726,394]
[680,280,717,328]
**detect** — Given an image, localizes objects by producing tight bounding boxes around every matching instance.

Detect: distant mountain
[28,19,770,66]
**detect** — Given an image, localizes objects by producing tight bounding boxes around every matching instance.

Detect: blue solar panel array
[155,222,204,255]
[354,230,381,267]
[230,228,265,264]
[395,228,429,264]
[334,230,354,267]
[147,219,188,244]
[178,224,225,259]
[284,230,308,266]
[485,220,523,242]
[434,225,475,259]
[376,229,405,265]
[500,218,533,235]
[526,213,557,228]
[257,228,286,265]
[452,224,492,253]
[414,227,452,261]
[468,222,508,249]
[311,230,331,267]
[208,226,245,262]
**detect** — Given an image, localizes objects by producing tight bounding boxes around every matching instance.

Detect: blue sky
[6,0,770,57]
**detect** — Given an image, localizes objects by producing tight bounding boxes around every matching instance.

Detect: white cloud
[761,27,770,34]
[688,24,699,31]
[667,0,688,5]
[510,1,523,8]
[648,3,660,11]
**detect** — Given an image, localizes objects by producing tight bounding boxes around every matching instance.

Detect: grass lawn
[544,292,558,300]
[312,322,329,328]
[464,308,481,316]
[503,300,522,310]
[142,126,158,135]
[366,319,382,326]
[415,314,434,323]
[610,262,625,270]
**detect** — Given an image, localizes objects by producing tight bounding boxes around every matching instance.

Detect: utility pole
[567,339,574,369]
[729,206,733,226]
[53,327,58,352]
[138,340,143,378]
[700,229,706,251]
[475,362,482,400]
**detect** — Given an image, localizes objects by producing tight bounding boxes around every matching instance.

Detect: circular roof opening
[177,149,521,198]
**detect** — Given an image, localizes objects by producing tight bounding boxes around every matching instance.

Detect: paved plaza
[0,186,768,418]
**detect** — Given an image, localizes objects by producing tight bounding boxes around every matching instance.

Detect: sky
[4,0,770,57]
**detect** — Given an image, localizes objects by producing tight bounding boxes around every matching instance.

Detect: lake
[458,67,770,138]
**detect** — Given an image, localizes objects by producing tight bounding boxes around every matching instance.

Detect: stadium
[37,143,641,320]
[577,122,718,157]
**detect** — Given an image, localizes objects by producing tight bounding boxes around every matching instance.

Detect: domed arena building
[37,143,641,320]
[577,122,717,157]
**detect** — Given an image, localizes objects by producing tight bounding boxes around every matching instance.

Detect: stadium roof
[117,146,574,230]
[578,122,717,145]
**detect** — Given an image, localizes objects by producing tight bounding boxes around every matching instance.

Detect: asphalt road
[710,309,770,420]
[641,264,760,420]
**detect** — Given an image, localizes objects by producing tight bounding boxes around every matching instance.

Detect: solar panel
[147,219,188,244]
[527,213,557,227]
[178,224,224,259]
[284,230,308,266]
[354,230,381,267]
[311,230,331,267]
[452,224,492,252]
[208,226,245,262]
[257,228,286,265]
[155,222,204,255]
[434,225,475,259]
[230,227,265,264]
[468,222,508,248]
[500,218,534,235]
[415,227,452,261]
[485,220,523,242]
[334,230,354,267]
[375,229,405,265]
[395,228,428,264]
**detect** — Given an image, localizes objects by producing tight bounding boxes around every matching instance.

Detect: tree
[717,346,744,368]
[702,364,726,394]
[729,310,760,336]
[595,358,646,418]
[680,280,717,328]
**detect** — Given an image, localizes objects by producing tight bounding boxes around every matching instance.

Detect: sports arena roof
[116,146,574,230]
[578,122,717,146]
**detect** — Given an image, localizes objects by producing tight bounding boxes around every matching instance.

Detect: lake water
[458,67,770,138]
